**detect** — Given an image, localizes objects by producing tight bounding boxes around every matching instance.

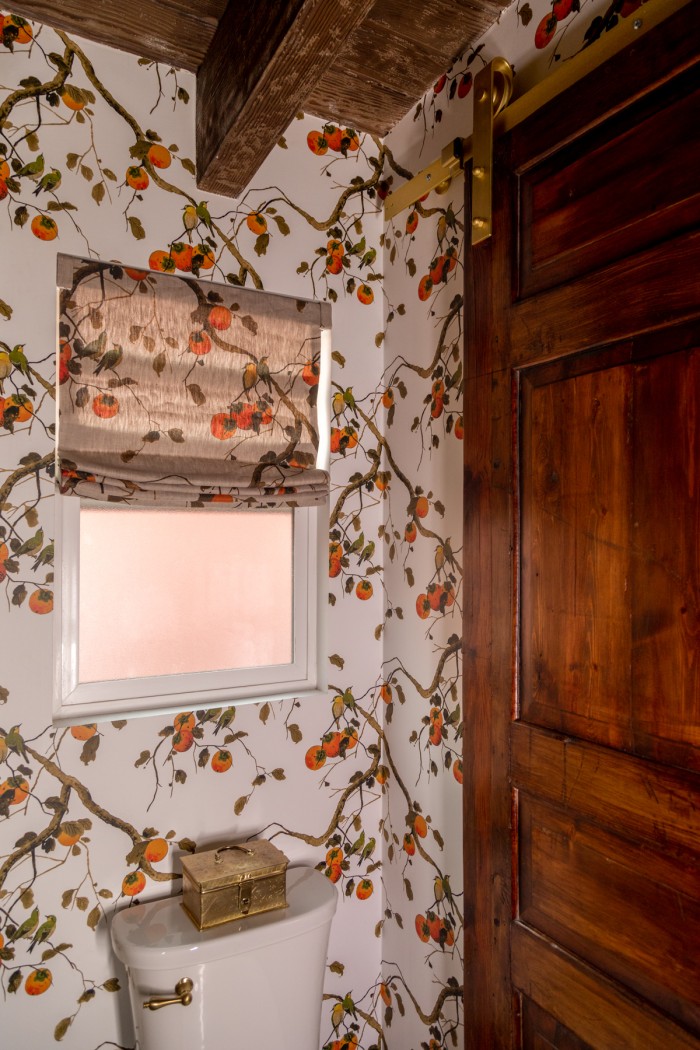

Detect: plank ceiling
[9,0,510,195]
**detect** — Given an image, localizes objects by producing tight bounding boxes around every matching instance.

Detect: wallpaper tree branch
[0,0,633,1044]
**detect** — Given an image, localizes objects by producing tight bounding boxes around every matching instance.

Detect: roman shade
[56,256,331,508]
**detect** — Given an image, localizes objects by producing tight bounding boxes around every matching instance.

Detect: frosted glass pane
[78,509,293,682]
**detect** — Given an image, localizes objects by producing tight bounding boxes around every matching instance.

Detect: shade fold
[57,256,330,509]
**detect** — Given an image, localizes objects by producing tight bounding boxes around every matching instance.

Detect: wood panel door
[463,7,700,1049]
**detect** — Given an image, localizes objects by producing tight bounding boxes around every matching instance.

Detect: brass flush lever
[143,977,193,1011]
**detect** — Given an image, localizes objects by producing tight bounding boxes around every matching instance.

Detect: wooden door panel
[522,997,594,1050]
[519,79,700,298]
[506,5,700,179]
[511,722,700,860]
[519,796,700,1031]
[512,923,700,1050]
[463,366,515,1031]
[632,346,700,764]
[520,335,700,768]
[520,359,633,747]
[510,230,700,370]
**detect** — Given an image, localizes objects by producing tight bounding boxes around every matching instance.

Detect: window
[54,255,330,723]
[54,499,327,723]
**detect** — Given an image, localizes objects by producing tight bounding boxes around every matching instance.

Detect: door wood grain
[463,7,700,1048]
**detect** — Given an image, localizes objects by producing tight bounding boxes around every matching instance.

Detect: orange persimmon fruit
[208,305,232,330]
[57,822,83,847]
[28,588,53,614]
[189,330,211,355]
[211,749,232,773]
[1,776,29,805]
[415,914,430,942]
[30,215,58,241]
[24,968,52,995]
[306,130,328,155]
[4,393,33,421]
[413,814,428,838]
[171,729,194,753]
[92,393,119,419]
[174,711,195,732]
[4,14,33,44]
[246,212,267,235]
[61,89,85,111]
[126,166,149,191]
[355,580,373,600]
[194,244,215,270]
[70,724,96,741]
[210,412,237,440]
[148,249,176,273]
[147,143,171,168]
[305,745,326,770]
[356,878,373,900]
[418,275,433,301]
[302,360,320,386]
[122,870,146,896]
[169,241,194,271]
[144,838,168,863]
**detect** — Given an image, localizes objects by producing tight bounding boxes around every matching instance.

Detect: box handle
[214,844,254,865]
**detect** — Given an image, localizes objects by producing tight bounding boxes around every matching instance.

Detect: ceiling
[9,0,510,196]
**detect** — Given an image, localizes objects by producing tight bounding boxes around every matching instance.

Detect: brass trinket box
[181,839,289,931]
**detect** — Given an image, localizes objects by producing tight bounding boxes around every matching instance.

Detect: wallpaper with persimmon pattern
[0,0,638,1045]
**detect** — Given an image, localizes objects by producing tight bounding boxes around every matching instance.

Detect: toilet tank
[111,866,337,1050]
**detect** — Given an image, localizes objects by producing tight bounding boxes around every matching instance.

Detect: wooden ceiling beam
[7,0,224,72]
[307,0,511,136]
[196,0,376,197]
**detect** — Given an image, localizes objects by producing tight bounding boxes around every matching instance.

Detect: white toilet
[111,866,337,1050]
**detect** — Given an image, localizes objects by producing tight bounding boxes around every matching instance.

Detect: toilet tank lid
[110,866,337,971]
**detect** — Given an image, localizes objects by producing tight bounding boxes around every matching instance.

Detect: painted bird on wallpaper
[32,168,61,195]
[183,204,197,232]
[9,906,39,942]
[29,914,57,953]
[0,343,29,390]
[4,724,27,760]
[32,541,53,572]
[0,347,10,392]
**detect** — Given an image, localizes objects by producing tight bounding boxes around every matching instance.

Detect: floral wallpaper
[0,0,644,1047]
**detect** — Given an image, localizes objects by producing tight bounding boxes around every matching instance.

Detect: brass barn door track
[383,0,692,242]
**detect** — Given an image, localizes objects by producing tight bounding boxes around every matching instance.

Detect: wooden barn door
[463,7,700,1049]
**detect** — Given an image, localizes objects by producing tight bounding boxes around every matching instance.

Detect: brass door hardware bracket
[383,57,512,227]
[143,977,193,1011]
[471,58,513,244]
[382,0,691,227]
[384,137,465,221]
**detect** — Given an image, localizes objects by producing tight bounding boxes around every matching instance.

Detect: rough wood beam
[307,0,510,137]
[196,0,376,197]
[7,0,222,71]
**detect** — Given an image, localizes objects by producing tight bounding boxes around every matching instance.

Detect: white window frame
[53,498,328,725]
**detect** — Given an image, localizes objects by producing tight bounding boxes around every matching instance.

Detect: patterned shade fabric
[56,256,331,508]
